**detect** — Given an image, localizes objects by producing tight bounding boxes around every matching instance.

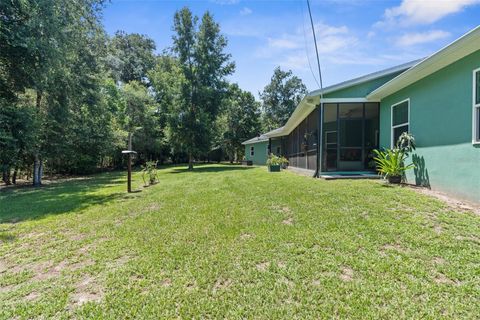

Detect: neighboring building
[242,135,269,165]
[243,26,480,202]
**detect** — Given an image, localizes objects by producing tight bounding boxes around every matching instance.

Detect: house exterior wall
[244,141,268,165]
[379,50,480,202]
[324,72,405,99]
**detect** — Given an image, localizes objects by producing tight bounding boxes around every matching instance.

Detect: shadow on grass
[168,164,255,174]
[0,172,127,224]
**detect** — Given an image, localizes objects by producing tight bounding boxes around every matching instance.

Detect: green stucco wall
[324,71,405,98]
[244,141,268,165]
[379,50,480,202]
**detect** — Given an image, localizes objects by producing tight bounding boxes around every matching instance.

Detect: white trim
[310,59,420,97]
[473,67,480,144]
[320,98,379,103]
[391,98,410,148]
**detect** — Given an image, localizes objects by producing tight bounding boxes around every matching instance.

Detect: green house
[243,26,480,202]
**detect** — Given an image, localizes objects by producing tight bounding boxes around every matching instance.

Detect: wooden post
[127,153,132,193]
[123,133,136,193]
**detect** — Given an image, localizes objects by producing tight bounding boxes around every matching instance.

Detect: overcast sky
[103,0,480,97]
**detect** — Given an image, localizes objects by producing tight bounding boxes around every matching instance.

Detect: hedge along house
[243,25,480,202]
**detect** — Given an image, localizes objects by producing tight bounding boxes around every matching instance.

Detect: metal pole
[307,0,325,177]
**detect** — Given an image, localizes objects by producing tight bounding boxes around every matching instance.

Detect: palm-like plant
[373,133,416,183]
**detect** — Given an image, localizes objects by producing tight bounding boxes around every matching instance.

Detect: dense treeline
[0,1,306,186]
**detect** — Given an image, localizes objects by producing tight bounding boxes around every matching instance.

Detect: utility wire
[306,0,324,96]
[300,1,321,89]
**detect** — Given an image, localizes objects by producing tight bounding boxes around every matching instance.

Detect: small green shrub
[142,161,158,186]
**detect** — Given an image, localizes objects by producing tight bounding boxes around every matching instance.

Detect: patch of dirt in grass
[145,203,162,212]
[107,254,134,269]
[160,278,172,287]
[432,257,446,265]
[434,225,443,235]
[185,281,197,291]
[69,259,95,271]
[0,284,18,294]
[380,243,408,256]
[434,273,457,285]
[340,267,354,282]
[455,235,480,245]
[412,187,480,215]
[213,278,232,292]
[68,233,87,241]
[277,261,286,269]
[312,279,321,286]
[23,291,40,302]
[0,259,7,273]
[282,217,294,225]
[70,275,104,307]
[239,233,253,240]
[256,261,270,272]
[271,205,292,214]
[33,260,67,281]
[278,276,293,287]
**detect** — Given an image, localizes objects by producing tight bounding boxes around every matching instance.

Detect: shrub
[142,161,158,186]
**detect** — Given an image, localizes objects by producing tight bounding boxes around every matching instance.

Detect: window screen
[476,70,480,105]
[391,100,409,147]
[392,101,409,126]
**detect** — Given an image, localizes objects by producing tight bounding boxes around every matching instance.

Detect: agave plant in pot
[266,155,288,172]
[373,133,416,184]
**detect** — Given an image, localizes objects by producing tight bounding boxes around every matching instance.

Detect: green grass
[1,164,479,319]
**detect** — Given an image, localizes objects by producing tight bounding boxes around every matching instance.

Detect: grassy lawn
[1,164,479,319]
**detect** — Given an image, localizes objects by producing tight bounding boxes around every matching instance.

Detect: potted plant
[373,133,416,184]
[266,155,288,172]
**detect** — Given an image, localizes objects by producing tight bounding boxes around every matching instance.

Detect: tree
[107,31,156,84]
[171,7,234,170]
[221,84,261,162]
[260,67,307,131]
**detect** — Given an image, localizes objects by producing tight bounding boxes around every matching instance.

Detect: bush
[142,161,158,186]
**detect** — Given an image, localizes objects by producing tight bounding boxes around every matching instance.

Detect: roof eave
[368,25,480,100]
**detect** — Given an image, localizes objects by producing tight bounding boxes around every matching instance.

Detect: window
[391,99,409,147]
[250,146,254,156]
[276,146,281,155]
[473,68,480,143]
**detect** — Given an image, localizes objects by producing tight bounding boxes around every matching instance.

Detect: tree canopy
[260,67,307,131]
[0,1,305,185]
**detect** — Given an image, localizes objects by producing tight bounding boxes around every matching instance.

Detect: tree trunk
[188,153,193,170]
[12,166,18,184]
[33,90,43,187]
[2,166,11,185]
[33,155,42,186]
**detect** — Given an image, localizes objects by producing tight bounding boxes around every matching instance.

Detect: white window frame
[391,98,410,148]
[250,146,254,156]
[473,68,480,144]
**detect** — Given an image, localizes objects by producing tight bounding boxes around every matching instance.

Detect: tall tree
[107,31,156,84]
[222,84,261,162]
[260,67,307,131]
[0,0,107,184]
[171,7,234,169]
